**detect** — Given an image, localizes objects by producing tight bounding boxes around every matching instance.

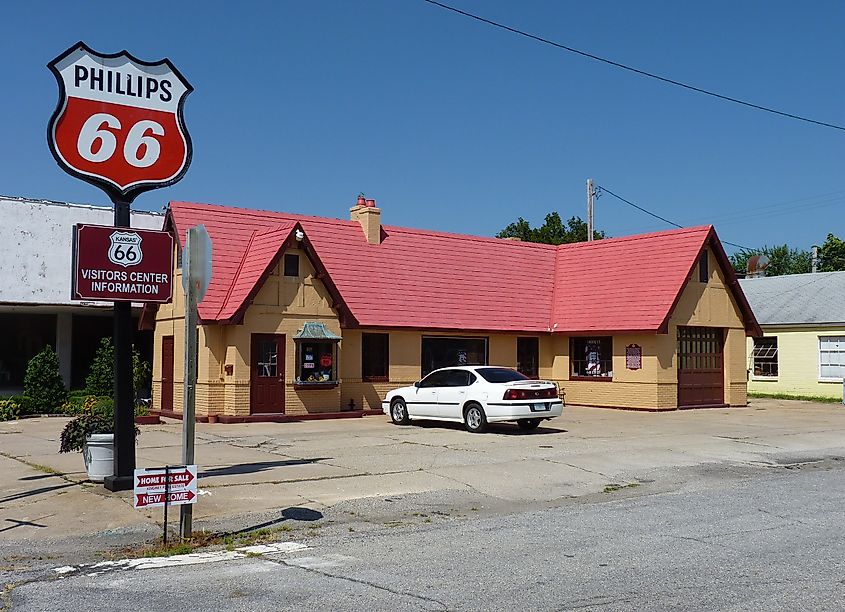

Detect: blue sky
[2,0,843,253]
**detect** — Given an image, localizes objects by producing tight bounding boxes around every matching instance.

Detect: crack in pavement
[266,556,449,611]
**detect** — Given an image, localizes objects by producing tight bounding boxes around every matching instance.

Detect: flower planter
[207,415,218,424]
[83,433,114,482]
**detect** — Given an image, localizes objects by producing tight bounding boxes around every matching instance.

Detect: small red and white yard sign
[47,41,193,199]
[133,465,198,509]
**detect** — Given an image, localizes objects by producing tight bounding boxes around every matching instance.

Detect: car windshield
[475,367,530,383]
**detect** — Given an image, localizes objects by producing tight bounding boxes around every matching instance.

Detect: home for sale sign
[133,465,198,509]
[47,42,193,199]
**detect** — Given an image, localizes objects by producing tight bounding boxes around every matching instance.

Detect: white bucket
[83,433,115,483]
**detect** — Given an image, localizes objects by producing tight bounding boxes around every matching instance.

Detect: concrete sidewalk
[2,399,845,545]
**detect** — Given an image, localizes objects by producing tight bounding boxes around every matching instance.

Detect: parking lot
[2,398,844,547]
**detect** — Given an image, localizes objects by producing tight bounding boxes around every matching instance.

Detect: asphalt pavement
[7,458,845,611]
[2,399,845,610]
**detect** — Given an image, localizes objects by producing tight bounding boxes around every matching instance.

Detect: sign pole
[104,195,136,492]
[179,230,198,539]
[163,465,170,545]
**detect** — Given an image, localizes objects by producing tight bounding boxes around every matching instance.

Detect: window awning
[294,322,341,341]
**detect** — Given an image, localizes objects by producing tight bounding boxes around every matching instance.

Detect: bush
[85,338,151,398]
[7,395,37,415]
[23,346,67,412]
[85,338,114,397]
[0,399,22,422]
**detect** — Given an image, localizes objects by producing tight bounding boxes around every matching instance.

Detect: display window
[296,340,337,384]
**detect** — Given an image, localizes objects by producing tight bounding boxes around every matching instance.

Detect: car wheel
[517,418,541,432]
[464,403,488,433]
[390,398,410,425]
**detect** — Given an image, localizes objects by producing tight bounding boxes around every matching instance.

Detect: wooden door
[250,334,285,414]
[677,327,724,407]
[160,336,174,413]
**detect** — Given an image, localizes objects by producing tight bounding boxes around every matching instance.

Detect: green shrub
[67,389,89,399]
[0,399,22,422]
[23,346,67,412]
[92,396,115,418]
[85,338,114,397]
[7,395,37,415]
[85,338,151,398]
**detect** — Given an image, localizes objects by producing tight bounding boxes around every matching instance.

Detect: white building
[0,195,163,393]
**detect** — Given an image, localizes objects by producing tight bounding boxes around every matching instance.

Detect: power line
[596,185,754,251]
[420,0,845,132]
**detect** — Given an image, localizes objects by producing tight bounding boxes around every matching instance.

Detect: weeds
[603,483,640,494]
[749,392,842,404]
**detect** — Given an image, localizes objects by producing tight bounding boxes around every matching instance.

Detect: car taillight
[503,388,557,400]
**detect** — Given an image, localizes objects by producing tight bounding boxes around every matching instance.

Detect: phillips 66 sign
[47,42,193,200]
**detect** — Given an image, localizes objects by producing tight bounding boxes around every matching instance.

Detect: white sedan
[382,366,564,433]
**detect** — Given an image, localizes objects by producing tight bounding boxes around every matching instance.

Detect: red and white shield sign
[47,42,192,199]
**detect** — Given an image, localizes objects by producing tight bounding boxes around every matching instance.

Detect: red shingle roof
[166,201,759,335]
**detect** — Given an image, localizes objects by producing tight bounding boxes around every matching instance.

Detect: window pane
[283,254,299,277]
[476,368,529,383]
[362,333,389,380]
[570,337,613,378]
[421,337,487,377]
[517,337,540,378]
[299,340,335,382]
[257,340,278,377]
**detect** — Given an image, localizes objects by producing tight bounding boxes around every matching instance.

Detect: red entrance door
[160,336,174,412]
[677,326,725,407]
[250,334,285,414]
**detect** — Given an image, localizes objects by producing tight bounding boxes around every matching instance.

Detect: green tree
[818,233,845,272]
[497,212,605,244]
[85,337,115,396]
[23,346,67,412]
[85,337,152,397]
[729,245,812,277]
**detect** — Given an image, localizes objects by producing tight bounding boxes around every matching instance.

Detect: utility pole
[586,178,595,242]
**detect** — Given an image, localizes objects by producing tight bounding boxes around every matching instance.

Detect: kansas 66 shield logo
[48,42,192,199]
[108,231,144,267]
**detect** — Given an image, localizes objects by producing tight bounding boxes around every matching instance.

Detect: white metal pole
[586,178,594,242]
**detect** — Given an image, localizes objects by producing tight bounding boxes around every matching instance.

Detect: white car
[382,366,564,433]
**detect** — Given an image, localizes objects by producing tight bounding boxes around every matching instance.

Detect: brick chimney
[350,194,381,245]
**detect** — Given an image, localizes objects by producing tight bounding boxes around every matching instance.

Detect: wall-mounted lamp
[224,364,234,375]
[295,229,305,242]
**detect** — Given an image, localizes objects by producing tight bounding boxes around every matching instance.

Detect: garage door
[677,327,724,407]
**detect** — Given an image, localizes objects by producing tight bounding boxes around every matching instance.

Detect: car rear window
[476,367,530,383]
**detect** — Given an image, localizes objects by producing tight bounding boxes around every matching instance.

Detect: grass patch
[142,542,194,557]
[603,483,640,494]
[749,392,842,404]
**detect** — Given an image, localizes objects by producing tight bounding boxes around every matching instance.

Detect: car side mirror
[414,381,421,388]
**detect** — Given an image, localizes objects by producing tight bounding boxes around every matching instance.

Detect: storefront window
[421,336,488,377]
[517,337,539,379]
[362,333,389,382]
[296,340,337,384]
[571,337,613,379]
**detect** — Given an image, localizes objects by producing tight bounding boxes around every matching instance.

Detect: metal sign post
[47,41,193,492]
[179,225,212,539]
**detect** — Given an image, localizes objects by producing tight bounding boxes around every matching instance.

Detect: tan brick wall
[153,242,751,415]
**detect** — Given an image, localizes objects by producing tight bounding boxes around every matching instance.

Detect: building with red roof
[151,196,760,421]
